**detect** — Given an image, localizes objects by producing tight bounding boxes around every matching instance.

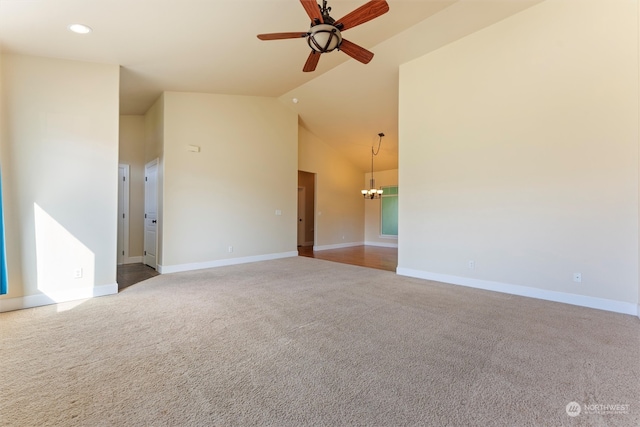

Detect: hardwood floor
[117,263,159,291]
[298,245,397,272]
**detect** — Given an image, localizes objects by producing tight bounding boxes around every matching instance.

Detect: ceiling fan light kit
[308,24,342,53]
[257,0,389,72]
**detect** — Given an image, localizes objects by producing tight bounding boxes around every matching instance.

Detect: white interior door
[117,165,130,265]
[144,159,158,269]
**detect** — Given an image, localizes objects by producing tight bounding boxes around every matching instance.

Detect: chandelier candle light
[361,132,384,199]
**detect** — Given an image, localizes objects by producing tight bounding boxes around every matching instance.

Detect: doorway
[298,187,306,247]
[297,171,315,248]
[117,164,130,265]
[144,159,159,269]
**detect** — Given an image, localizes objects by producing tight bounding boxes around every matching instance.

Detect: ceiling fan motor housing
[308,24,342,53]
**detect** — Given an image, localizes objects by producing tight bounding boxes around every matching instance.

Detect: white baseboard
[314,242,363,251]
[157,251,299,274]
[396,267,639,317]
[0,283,118,313]
[364,241,399,248]
[117,256,143,265]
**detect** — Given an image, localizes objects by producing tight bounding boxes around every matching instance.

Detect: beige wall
[145,94,164,164]
[0,54,119,309]
[119,115,146,259]
[364,168,398,247]
[160,92,298,270]
[399,0,639,312]
[298,126,364,248]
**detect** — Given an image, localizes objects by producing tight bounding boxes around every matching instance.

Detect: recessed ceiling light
[68,24,92,34]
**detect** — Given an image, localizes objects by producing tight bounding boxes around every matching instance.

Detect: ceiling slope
[0,0,544,171]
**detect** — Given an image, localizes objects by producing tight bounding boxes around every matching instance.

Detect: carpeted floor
[1,257,638,426]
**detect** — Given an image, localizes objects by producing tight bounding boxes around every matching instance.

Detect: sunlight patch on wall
[34,203,95,309]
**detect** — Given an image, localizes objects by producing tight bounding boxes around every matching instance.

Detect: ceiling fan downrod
[320,1,335,24]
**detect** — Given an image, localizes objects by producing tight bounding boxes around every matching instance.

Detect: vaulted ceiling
[0,0,542,171]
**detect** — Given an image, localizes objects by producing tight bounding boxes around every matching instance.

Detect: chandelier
[361,132,384,199]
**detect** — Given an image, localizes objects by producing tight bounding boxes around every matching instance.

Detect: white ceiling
[0,0,543,171]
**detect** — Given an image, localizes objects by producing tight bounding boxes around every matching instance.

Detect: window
[380,185,398,236]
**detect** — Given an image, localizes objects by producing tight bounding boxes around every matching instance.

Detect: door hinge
[122,251,125,255]
[122,213,125,219]
[145,213,147,218]
[145,177,148,182]
[144,251,147,255]
[123,176,125,182]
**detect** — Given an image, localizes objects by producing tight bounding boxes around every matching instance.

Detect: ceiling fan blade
[339,39,374,64]
[300,0,323,24]
[335,0,389,31]
[257,32,308,41]
[303,51,321,72]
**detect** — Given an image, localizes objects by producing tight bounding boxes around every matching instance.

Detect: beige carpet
[1,257,638,426]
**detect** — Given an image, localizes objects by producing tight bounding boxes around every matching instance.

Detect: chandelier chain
[361,132,385,199]
[372,133,383,156]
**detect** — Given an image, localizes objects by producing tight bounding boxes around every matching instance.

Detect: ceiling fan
[257,0,389,72]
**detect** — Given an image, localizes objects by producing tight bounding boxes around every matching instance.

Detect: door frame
[297,170,316,247]
[144,158,159,269]
[117,164,130,265]
[297,186,306,247]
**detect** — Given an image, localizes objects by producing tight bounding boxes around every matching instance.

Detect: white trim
[637,304,640,321]
[144,158,159,269]
[0,283,118,313]
[122,256,143,265]
[364,241,398,248]
[297,186,306,247]
[157,251,298,274]
[396,267,639,317]
[117,164,130,265]
[117,255,143,266]
[313,242,363,251]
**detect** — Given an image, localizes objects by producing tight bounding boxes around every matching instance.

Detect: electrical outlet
[573,273,582,283]
[73,268,83,279]
[468,260,475,270]
[228,246,233,253]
